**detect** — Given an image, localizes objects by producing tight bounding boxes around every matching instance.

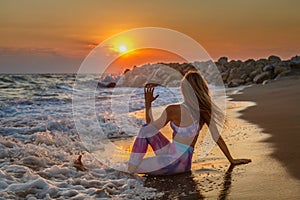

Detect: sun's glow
[118,45,127,53]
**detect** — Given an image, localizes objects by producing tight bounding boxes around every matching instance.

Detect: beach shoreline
[230,76,300,180]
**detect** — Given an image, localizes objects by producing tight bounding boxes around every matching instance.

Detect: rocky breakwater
[117,63,196,87]
[217,55,300,87]
[99,55,300,88]
[116,61,225,87]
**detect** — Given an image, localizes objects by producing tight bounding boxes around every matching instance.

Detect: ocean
[0,74,184,199]
[0,74,228,199]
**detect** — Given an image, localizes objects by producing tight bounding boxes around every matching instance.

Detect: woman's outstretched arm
[209,122,251,165]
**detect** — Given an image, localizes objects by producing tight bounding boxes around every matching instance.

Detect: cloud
[0,47,83,73]
[0,47,62,57]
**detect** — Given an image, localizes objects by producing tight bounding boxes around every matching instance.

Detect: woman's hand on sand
[230,158,252,165]
[144,83,159,106]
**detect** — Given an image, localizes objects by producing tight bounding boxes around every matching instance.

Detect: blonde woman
[128,71,251,175]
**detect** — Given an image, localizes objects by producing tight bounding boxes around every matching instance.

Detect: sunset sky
[0,0,299,73]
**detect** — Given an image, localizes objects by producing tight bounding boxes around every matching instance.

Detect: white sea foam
[0,132,164,199]
[0,74,165,199]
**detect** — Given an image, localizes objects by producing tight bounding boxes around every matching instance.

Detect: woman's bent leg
[129,124,170,167]
[136,146,194,175]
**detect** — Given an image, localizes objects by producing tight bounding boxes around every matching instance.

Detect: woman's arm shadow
[217,164,235,200]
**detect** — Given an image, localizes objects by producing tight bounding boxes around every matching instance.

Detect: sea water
[0,74,186,199]
[0,74,226,199]
[0,74,176,199]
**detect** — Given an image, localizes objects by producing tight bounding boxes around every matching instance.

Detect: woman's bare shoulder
[166,104,181,114]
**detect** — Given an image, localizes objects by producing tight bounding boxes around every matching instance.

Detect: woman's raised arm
[144,84,159,124]
[144,84,173,130]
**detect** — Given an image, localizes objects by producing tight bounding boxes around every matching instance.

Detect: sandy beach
[120,76,300,199]
[230,76,300,181]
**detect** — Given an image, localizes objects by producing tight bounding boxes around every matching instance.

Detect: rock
[228,79,245,87]
[257,58,268,63]
[225,60,240,68]
[262,79,271,85]
[290,55,300,68]
[123,69,130,74]
[249,69,261,79]
[268,55,281,63]
[221,71,229,82]
[255,62,265,70]
[106,82,116,88]
[240,74,248,80]
[245,59,255,66]
[274,66,289,75]
[218,57,228,65]
[119,63,183,87]
[274,70,292,80]
[227,68,245,83]
[263,64,274,72]
[253,72,271,84]
[217,64,227,73]
[245,77,252,83]
[98,82,116,88]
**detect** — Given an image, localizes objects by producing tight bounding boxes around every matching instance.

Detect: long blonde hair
[181,70,224,127]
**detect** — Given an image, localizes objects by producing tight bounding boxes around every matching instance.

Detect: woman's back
[167,103,200,147]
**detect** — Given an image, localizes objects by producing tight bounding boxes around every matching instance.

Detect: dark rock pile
[99,55,300,88]
[215,55,300,87]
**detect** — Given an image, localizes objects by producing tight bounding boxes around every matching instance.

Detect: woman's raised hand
[144,83,159,106]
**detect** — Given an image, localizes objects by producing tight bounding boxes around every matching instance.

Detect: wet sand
[230,76,300,180]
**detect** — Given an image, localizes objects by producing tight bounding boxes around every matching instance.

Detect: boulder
[255,62,265,70]
[227,67,245,83]
[245,59,255,66]
[221,71,229,82]
[240,73,248,80]
[249,69,261,79]
[274,66,289,75]
[119,63,183,87]
[106,82,116,88]
[262,79,271,85]
[218,57,228,65]
[228,79,245,87]
[257,58,268,63]
[98,82,116,88]
[268,55,281,63]
[253,72,271,84]
[263,64,274,72]
[245,77,252,83]
[290,55,300,68]
[225,60,240,68]
[274,70,292,80]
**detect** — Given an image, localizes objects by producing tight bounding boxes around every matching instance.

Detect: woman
[128,71,251,175]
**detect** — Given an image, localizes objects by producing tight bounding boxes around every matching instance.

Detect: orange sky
[0,0,299,73]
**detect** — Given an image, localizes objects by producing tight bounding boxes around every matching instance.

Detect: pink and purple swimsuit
[129,104,199,175]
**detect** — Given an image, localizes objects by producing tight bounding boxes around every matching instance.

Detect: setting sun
[118,45,127,53]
